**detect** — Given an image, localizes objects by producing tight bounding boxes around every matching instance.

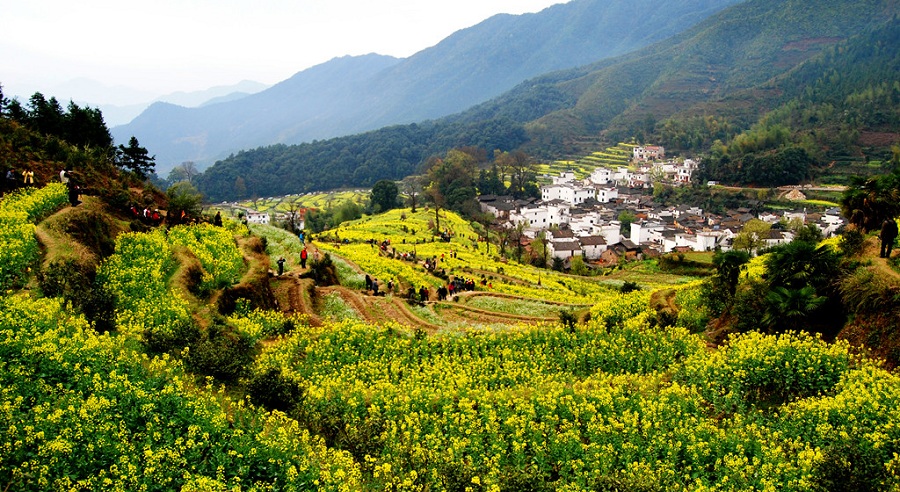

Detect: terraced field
[251,207,705,329]
[537,142,636,181]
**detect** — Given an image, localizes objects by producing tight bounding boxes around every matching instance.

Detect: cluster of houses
[480,153,845,264]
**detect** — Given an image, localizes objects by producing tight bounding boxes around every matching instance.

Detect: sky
[2,0,567,104]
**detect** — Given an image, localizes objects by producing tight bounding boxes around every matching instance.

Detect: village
[223,145,845,268]
[478,145,845,265]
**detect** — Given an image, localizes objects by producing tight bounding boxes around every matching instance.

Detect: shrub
[248,368,305,413]
[143,319,201,355]
[184,322,256,384]
[838,227,865,256]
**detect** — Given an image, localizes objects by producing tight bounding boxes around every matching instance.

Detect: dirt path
[433,301,559,323]
[319,285,443,331]
[270,273,323,325]
[863,237,900,283]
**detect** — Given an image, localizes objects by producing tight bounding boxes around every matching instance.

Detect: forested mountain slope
[113,0,741,173]
[196,0,899,201]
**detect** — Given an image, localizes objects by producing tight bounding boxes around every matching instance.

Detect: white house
[631,221,667,245]
[568,212,602,236]
[579,235,608,260]
[591,222,622,246]
[552,171,577,185]
[541,183,595,205]
[589,167,613,185]
[245,212,270,225]
[510,201,571,231]
[596,186,619,203]
[549,239,582,260]
[633,145,665,162]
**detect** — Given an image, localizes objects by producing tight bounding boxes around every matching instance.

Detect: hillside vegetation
[195,0,899,202]
[3,3,900,488]
[4,180,900,489]
[3,141,900,488]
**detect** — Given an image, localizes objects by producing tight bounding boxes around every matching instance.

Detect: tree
[117,136,156,179]
[764,241,840,293]
[762,286,826,333]
[713,250,751,297]
[476,166,504,196]
[423,150,479,230]
[168,161,200,186]
[570,255,589,276]
[370,179,399,213]
[618,211,636,236]
[500,150,538,198]
[63,101,112,148]
[841,170,900,232]
[401,175,423,213]
[282,198,304,234]
[166,181,203,223]
[233,177,248,200]
[27,92,64,137]
[530,230,550,268]
[513,220,528,262]
[733,219,771,254]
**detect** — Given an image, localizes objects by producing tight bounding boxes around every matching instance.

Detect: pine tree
[116,136,155,179]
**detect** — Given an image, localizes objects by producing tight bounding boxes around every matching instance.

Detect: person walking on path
[5,169,16,192]
[300,247,308,268]
[276,257,286,276]
[881,218,898,258]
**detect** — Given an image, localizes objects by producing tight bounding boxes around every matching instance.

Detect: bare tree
[168,161,200,185]
[402,175,424,213]
[283,198,304,233]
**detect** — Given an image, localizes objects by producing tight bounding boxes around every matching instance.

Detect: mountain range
[193,0,900,202]
[112,0,744,174]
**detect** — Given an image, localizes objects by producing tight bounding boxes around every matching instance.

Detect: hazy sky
[2,0,567,101]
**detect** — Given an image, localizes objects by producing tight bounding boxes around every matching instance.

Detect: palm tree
[762,286,826,333]
[841,171,900,232]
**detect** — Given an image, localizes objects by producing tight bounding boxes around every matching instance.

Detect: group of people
[129,205,163,224]
[2,166,91,207]
[275,246,311,276]
[2,168,39,193]
[406,286,430,303]
[364,275,395,296]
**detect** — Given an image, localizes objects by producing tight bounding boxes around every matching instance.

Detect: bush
[839,227,865,257]
[184,322,256,384]
[675,331,854,413]
[559,310,578,332]
[301,253,339,286]
[620,280,640,293]
[82,281,117,333]
[248,369,305,413]
[143,319,201,355]
[37,258,93,301]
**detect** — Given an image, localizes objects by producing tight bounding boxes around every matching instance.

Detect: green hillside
[195,0,898,201]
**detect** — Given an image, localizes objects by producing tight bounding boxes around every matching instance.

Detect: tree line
[0,86,156,179]
[194,117,529,203]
